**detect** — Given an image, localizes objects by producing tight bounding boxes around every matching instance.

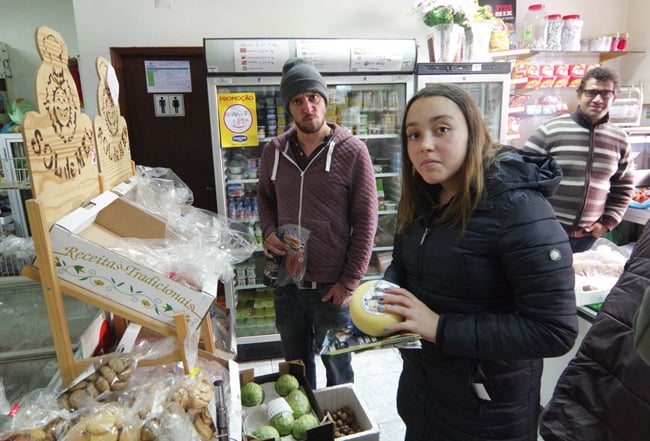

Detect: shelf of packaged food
[513,110,569,118]
[506,133,522,141]
[508,106,525,114]
[512,83,584,91]
[375,172,399,179]
[357,133,400,140]
[237,333,281,345]
[257,133,400,143]
[534,50,645,63]
[235,282,267,292]
[490,48,532,61]
[511,77,528,86]
[226,177,258,185]
[229,173,400,184]
[492,47,645,64]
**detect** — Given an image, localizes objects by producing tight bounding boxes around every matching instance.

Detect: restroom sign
[154,94,185,117]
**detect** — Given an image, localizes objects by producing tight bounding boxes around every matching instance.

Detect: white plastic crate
[0,233,34,276]
[0,138,30,190]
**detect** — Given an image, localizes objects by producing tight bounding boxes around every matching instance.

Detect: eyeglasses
[583,89,615,99]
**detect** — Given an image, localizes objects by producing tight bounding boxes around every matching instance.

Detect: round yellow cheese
[350,280,404,337]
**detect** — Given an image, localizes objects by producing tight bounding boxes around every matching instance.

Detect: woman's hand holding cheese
[379,286,440,344]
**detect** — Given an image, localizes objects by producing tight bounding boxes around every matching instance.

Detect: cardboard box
[110,176,138,198]
[240,360,334,441]
[113,321,242,440]
[45,190,218,331]
[575,274,615,306]
[575,284,610,306]
[313,383,379,441]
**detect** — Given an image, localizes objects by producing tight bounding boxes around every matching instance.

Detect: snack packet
[276,224,311,287]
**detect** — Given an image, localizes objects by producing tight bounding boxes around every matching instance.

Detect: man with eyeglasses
[524,66,634,252]
[258,58,378,388]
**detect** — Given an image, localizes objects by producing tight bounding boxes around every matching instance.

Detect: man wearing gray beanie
[258,57,378,388]
[280,58,329,113]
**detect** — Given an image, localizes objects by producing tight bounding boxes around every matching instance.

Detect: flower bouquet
[413,0,496,62]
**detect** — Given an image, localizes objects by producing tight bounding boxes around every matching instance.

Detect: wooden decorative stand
[19,26,219,386]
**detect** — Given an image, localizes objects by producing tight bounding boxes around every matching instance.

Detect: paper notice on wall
[144,60,191,93]
[349,40,405,72]
[296,39,350,72]
[234,39,290,73]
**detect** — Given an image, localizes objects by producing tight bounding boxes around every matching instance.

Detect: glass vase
[427,23,465,63]
[465,19,495,62]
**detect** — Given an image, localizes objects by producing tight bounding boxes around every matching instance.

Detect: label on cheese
[350,280,404,337]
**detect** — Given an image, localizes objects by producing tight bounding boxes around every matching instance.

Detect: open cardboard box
[240,360,335,441]
[573,238,629,307]
[110,175,139,198]
[313,384,379,441]
[116,321,243,440]
[43,190,218,331]
[574,278,612,306]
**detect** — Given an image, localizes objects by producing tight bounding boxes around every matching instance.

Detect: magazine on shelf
[320,326,421,356]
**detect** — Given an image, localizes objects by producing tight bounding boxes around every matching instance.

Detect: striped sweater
[523,109,634,237]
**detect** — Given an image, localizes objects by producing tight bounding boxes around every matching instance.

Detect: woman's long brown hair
[397,83,498,234]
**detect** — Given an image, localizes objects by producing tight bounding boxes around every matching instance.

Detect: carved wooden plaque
[22,26,99,228]
[94,56,133,189]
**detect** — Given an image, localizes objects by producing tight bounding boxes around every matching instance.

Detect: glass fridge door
[324,77,410,280]
[207,76,411,356]
[207,82,285,352]
[416,63,511,142]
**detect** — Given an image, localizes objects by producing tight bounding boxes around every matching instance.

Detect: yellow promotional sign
[217,92,259,147]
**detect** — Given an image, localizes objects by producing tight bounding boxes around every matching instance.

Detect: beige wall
[1,0,648,116]
[0,0,78,104]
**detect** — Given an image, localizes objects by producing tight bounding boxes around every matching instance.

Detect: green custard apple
[292,414,320,440]
[269,411,295,436]
[241,381,264,407]
[252,425,280,441]
[286,388,311,418]
[274,374,300,396]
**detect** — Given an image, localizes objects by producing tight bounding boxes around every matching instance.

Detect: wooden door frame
[109,46,204,124]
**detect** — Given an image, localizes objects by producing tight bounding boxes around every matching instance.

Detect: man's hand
[584,221,608,238]
[322,283,352,305]
[263,232,286,258]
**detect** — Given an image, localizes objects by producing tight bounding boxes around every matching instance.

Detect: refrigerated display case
[1,133,32,278]
[204,38,416,360]
[0,133,100,403]
[415,62,511,142]
[622,126,650,226]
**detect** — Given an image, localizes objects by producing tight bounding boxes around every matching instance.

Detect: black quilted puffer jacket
[540,219,650,441]
[385,147,578,441]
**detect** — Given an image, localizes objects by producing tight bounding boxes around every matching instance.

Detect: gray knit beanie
[280,58,328,111]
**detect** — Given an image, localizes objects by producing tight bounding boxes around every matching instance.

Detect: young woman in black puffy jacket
[378,84,578,441]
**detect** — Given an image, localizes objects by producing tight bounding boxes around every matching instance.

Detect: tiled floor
[238,347,406,441]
